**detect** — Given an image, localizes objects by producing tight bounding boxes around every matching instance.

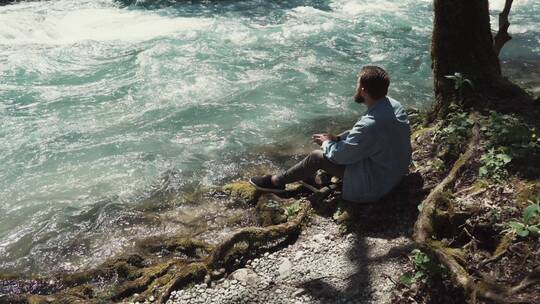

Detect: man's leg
[274,150,345,185]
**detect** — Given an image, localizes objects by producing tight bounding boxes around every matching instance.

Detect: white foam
[331,0,406,16]
[490,0,535,11]
[0,7,212,45]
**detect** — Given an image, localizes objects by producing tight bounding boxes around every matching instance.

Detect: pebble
[165,216,411,304]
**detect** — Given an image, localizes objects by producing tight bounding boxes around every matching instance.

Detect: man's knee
[306,149,325,164]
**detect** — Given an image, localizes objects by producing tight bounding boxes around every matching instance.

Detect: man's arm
[336,129,350,141]
[322,117,377,165]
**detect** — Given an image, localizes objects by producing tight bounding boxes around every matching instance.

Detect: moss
[515,179,540,207]
[27,295,49,304]
[411,126,433,142]
[136,236,213,259]
[494,233,513,256]
[255,195,288,226]
[111,261,175,301]
[222,181,259,204]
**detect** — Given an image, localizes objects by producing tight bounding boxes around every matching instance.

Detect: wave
[0,4,212,45]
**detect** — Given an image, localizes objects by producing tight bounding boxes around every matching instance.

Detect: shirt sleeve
[322,117,377,165]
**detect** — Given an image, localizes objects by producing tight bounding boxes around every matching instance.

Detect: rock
[313,233,326,243]
[222,181,258,204]
[293,288,307,297]
[229,268,259,285]
[149,295,155,302]
[278,258,292,279]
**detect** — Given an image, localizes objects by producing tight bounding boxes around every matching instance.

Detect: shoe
[249,175,286,193]
[300,170,332,193]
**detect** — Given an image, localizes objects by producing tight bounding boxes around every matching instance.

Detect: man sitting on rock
[250,66,411,203]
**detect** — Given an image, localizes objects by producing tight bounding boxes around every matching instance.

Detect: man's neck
[364,97,379,108]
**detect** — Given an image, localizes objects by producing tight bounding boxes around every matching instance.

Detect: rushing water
[0,0,538,276]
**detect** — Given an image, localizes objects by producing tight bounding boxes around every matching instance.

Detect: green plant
[506,195,540,237]
[479,147,512,181]
[445,72,474,105]
[265,200,281,209]
[285,201,301,218]
[435,104,474,158]
[482,112,537,148]
[399,249,446,287]
[438,105,474,145]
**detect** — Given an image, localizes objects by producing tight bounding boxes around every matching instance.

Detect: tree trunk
[430,0,538,121]
[430,0,502,118]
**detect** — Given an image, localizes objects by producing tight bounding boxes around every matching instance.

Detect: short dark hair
[359,66,390,100]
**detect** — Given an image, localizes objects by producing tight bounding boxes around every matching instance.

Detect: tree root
[413,119,540,303]
[3,199,311,304]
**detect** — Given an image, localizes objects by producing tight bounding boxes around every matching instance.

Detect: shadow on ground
[300,172,426,303]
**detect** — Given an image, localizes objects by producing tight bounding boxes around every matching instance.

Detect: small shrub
[435,103,474,157]
[400,249,446,287]
[479,147,512,182]
[444,72,474,105]
[506,195,540,238]
[285,201,301,218]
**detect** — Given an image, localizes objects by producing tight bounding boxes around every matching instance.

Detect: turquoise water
[0,0,538,275]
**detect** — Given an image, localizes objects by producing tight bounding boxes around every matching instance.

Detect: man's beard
[354,92,364,104]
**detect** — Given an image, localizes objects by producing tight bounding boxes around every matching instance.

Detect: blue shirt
[322,96,411,203]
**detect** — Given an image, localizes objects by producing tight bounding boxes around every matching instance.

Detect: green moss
[136,236,213,259]
[111,261,174,301]
[494,233,513,256]
[516,179,540,207]
[255,195,288,226]
[222,181,259,204]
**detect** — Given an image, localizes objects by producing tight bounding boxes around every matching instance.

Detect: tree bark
[431,0,501,119]
[430,0,538,121]
[493,0,514,56]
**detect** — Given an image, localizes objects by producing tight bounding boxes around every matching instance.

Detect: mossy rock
[255,194,288,226]
[222,181,259,204]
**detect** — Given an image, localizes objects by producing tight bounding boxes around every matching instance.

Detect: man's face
[354,80,365,104]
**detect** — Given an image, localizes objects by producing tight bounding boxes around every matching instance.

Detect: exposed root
[207,199,311,269]
[414,115,480,244]
[3,197,311,304]
[413,117,540,303]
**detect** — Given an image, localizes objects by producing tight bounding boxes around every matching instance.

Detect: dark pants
[276,150,345,185]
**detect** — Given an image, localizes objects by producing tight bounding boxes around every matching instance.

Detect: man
[250,66,411,203]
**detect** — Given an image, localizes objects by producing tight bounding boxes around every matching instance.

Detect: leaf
[509,221,525,230]
[414,271,425,280]
[400,272,414,287]
[464,79,475,89]
[445,75,457,80]
[523,203,540,222]
[528,225,540,236]
[517,228,530,237]
[500,153,512,164]
[479,166,488,177]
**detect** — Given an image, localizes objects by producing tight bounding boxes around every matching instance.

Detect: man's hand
[312,133,337,146]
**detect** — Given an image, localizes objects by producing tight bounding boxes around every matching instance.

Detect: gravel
[164,214,412,304]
